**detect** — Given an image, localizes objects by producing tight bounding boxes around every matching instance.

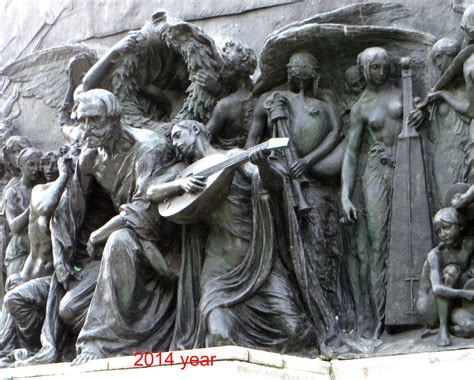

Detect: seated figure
[417,207,474,346]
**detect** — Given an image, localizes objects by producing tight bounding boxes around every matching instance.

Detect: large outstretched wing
[159,21,223,123]
[0,45,100,109]
[256,2,436,97]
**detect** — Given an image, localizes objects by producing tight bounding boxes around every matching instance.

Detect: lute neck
[194,139,283,178]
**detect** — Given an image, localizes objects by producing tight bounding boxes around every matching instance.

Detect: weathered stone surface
[2,347,473,380]
[0,0,467,148]
[0,0,474,370]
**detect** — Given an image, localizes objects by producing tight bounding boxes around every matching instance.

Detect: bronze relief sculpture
[0,1,473,369]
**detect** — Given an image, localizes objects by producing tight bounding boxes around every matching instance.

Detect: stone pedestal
[1,346,473,380]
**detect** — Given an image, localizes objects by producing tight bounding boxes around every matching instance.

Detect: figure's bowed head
[75,89,122,150]
[17,148,43,185]
[358,47,390,86]
[171,120,211,161]
[433,207,466,248]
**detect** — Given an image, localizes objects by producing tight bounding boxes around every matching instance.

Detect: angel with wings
[0,10,224,141]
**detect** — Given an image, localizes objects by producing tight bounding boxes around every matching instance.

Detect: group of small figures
[0,3,473,369]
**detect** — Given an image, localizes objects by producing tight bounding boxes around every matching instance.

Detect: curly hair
[222,41,257,75]
[41,151,59,164]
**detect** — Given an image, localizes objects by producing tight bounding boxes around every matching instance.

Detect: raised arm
[82,31,142,91]
[31,158,73,217]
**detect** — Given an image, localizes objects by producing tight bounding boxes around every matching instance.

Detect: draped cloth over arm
[173,172,315,351]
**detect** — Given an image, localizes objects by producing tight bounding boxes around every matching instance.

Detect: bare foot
[71,352,100,366]
[437,327,452,346]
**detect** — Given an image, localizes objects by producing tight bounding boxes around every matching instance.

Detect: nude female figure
[341,47,403,338]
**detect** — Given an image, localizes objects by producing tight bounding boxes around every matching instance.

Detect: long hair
[357,47,390,82]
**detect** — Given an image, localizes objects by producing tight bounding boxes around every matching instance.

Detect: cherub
[417,207,474,346]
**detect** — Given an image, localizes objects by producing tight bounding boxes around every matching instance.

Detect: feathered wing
[159,21,223,123]
[0,45,100,109]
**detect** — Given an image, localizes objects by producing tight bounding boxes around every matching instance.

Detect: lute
[158,137,289,224]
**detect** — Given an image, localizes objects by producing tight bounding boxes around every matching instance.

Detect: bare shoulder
[427,247,442,265]
[350,99,363,116]
[31,183,50,198]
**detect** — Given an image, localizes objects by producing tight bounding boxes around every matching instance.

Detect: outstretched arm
[432,284,474,300]
[428,91,472,119]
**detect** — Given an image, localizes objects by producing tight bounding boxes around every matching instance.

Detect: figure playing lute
[147,120,288,224]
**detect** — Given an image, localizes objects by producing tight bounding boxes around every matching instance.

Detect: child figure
[417,207,474,346]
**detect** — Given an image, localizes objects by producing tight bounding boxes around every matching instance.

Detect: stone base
[1,346,473,380]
